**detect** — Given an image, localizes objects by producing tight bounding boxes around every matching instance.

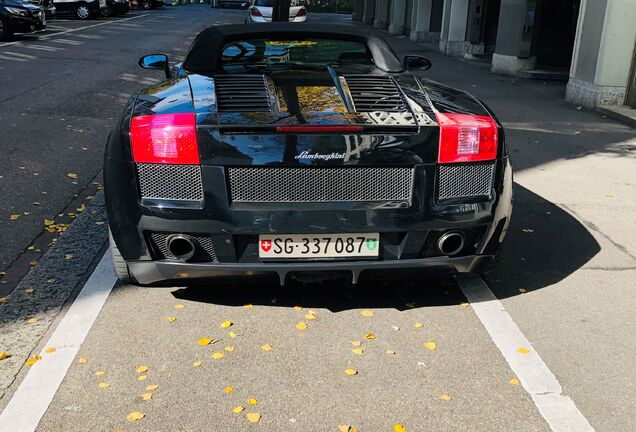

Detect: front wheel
[75,3,94,19]
[0,16,13,41]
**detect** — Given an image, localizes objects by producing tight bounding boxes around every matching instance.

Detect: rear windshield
[220,38,374,68]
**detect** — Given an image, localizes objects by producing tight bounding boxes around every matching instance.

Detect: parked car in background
[27,0,55,18]
[99,0,128,16]
[0,0,46,41]
[212,0,249,8]
[139,0,162,10]
[52,0,99,19]
[247,0,307,23]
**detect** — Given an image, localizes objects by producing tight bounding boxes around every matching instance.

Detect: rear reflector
[250,8,262,17]
[130,113,199,165]
[276,125,364,133]
[296,8,307,17]
[436,113,498,164]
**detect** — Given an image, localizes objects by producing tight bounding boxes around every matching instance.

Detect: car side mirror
[138,54,171,79]
[404,55,432,71]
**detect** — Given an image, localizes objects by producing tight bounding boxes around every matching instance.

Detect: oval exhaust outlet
[167,234,196,261]
[437,232,465,257]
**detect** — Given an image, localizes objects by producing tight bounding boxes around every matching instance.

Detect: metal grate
[344,75,406,112]
[437,163,495,200]
[136,163,203,201]
[215,74,271,112]
[149,232,217,262]
[228,167,414,203]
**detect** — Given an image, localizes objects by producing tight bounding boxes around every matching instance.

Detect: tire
[109,230,134,284]
[100,6,113,17]
[0,16,12,41]
[75,3,94,20]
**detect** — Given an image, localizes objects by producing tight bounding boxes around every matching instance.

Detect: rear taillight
[296,8,306,17]
[130,113,199,165]
[436,113,498,163]
[250,7,262,17]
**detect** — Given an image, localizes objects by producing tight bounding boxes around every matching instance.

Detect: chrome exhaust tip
[437,231,465,257]
[167,234,196,261]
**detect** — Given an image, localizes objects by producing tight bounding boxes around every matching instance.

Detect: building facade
[352,0,636,110]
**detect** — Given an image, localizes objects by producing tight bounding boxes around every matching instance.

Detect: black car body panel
[105,24,513,285]
[0,0,46,39]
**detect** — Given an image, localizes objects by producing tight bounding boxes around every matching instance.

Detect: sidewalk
[368,26,636,432]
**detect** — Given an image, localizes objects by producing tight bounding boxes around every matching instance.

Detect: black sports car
[105,24,513,286]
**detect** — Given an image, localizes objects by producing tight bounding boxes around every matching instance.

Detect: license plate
[258,233,380,259]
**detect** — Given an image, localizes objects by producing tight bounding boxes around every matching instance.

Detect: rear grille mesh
[136,163,203,201]
[228,167,414,203]
[149,232,217,262]
[344,75,406,112]
[437,162,495,199]
[214,74,271,112]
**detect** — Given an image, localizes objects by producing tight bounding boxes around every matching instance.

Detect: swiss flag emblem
[260,239,272,252]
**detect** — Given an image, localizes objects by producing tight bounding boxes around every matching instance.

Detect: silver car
[247,0,307,23]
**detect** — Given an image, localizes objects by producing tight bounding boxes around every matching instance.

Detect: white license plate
[258,233,380,259]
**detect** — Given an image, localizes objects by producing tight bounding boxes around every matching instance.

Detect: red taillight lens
[436,113,498,163]
[130,113,199,165]
[250,7,262,17]
[296,8,306,17]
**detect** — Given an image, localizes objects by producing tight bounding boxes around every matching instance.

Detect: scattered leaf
[232,405,245,414]
[0,352,10,361]
[244,304,253,309]
[78,357,87,364]
[424,342,437,351]
[229,332,237,338]
[295,321,308,330]
[518,288,527,293]
[27,317,39,324]
[137,375,148,381]
[95,370,105,376]
[439,394,452,401]
[224,386,234,394]
[29,260,38,267]
[192,361,203,367]
[522,228,534,233]
[364,333,376,340]
[44,218,55,226]
[198,338,213,346]
[246,412,261,423]
[10,214,20,221]
[67,173,78,179]
[65,254,73,260]
[351,341,362,347]
[34,355,41,361]
[509,378,520,385]
[26,358,37,366]
[212,352,225,360]
[45,347,56,354]
[360,310,374,317]
[225,346,235,352]
[174,304,185,309]
[142,392,153,401]
[393,425,406,432]
[517,347,530,354]
[166,316,177,322]
[98,382,110,388]
[136,365,149,373]
[344,368,358,376]
[126,411,145,422]
[305,311,317,320]
[146,384,159,391]
[24,288,34,293]
[261,344,273,352]
[414,322,424,329]
[385,350,396,355]
[247,398,258,405]
[460,302,470,308]
[220,320,233,328]
[294,305,303,311]
[352,348,364,355]
[0,297,6,303]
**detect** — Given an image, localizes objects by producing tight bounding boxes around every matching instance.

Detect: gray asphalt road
[1,5,635,432]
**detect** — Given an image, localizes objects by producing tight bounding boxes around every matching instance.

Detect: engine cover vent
[344,75,405,112]
[214,74,271,112]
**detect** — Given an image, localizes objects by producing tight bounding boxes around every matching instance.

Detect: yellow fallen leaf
[34,355,41,361]
[198,338,213,346]
[229,332,237,338]
[166,316,177,322]
[351,341,362,347]
[126,411,144,422]
[460,302,470,308]
[414,322,424,329]
[518,288,527,293]
[136,365,149,373]
[67,173,78,179]
[424,341,437,351]
[344,368,358,376]
[244,304,253,309]
[0,352,11,360]
[95,370,105,376]
[295,321,308,330]
[65,254,73,260]
[517,347,530,354]
[29,260,38,267]
[174,304,185,309]
[224,386,234,394]
[261,344,273,352]
[385,350,396,355]
[294,305,303,311]
[146,384,159,391]
[232,405,245,414]
[142,392,153,401]
[10,214,20,221]
[364,333,376,340]
[192,361,203,367]
[78,357,87,364]
[509,378,520,385]
[305,312,317,320]
[98,382,110,388]
[45,347,56,354]
[27,317,39,324]
[137,375,148,381]
[439,394,452,401]
[360,310,374,317]
[212,352,224,360]
[393,425,406,432]
[0,297,6,303]
[26,358,37,366]
[248,398,258,405]
[246,412,261,423]
[220,320,233,328]
[44,219,55,226]
[24,288,34,293]
[352,348,364,355]
[225,346,235,352]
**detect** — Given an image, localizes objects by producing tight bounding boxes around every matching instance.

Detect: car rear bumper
[128,254,496,285]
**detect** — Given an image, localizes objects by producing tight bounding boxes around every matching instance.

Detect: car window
[221,39,373,68]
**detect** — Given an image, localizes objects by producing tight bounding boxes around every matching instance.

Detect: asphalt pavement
[0,5,635,432]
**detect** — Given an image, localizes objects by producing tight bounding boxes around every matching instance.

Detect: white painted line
[0,13,149,48]
[0,252,117,432]
[456,274,594,432]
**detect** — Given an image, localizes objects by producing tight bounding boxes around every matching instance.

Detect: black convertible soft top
[182,23,404,74]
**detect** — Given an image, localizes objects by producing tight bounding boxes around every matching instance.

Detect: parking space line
[0,252,116,432]
[0,13,149,48]
[456,275,594,432]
